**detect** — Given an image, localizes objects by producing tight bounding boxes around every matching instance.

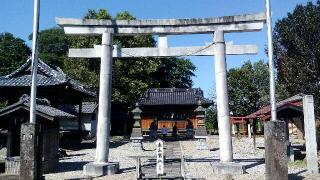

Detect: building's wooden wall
[141,115,198,131]
[141,116,154,131]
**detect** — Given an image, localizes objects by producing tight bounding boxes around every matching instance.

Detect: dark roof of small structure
[138,88,213,106]
[0,95,76,121]
[59,102,97,115]
[246,94,304,119]
[0,59,95,97]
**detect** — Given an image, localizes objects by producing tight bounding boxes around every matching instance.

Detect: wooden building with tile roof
[0,58,95,104]
[231,94,305,138]
[137,88,213,134]
[0,95,76,174]
[0,59,96,133]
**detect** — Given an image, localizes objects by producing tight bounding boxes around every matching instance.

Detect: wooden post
[136,156,141,179]
[78,99,82,131]
[252,119,256,149]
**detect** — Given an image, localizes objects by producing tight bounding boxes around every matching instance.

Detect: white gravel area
[45,140,156,180]
[182,136,266,180]
[45,136,318,180]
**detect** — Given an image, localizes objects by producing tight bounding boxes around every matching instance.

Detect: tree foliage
[0,100,8,109]
[0,32,31,76]
[273,1,320,112]
[227,60,269,116]
[36,9,196,108]
[205,105,218,130]
[29,28,69,68]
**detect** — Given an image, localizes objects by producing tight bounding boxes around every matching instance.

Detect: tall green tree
[0,32,31,76]
[205,105,218,131]
[227,60,269,116]
[66,9,161,106]
[273,1,320,112]
[30,28,69,68]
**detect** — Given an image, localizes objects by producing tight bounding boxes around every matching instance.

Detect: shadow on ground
[50,161,90,173]
[61,139,129,151]
[110,141,129,148]
[288,169,308,180]
[210,148,219,151]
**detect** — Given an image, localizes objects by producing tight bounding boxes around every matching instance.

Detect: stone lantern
[130,103,143,150]
[194,100,208,150]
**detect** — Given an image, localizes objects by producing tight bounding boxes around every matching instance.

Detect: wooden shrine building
[0,59,95,104]
[0,95,76,174]
[137,88,213,135]
[231,94,306,138]
[246,94,305,139]
[0,59,96,134]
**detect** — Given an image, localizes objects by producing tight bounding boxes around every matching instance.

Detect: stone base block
[195,138,207,150]
[131,128,143,139]
[264,121,288,180]
[83,162,119,177]
[212,162,245,175]
[131,137,143,151]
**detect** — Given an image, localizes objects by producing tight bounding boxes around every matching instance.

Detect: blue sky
[0,0,315,98]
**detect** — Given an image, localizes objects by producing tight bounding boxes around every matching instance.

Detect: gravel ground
[45,139,157,180]
[44,136,319,180]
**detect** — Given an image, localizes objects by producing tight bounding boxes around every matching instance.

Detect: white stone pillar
[214,31,233,162]
[158,35,168,48]
[95,32,113,163]
[303,95,319,174]
[248,124,252,138]
[158,35,168,56]
[232,124,236,135]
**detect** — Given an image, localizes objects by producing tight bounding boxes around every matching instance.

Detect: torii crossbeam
[56,12,266,177]
[56,13,265,35]
[69,43,258,58]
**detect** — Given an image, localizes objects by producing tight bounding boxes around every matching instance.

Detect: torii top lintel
[56,13,266,36]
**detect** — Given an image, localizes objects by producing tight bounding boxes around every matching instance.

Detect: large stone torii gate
[56,13,266,176]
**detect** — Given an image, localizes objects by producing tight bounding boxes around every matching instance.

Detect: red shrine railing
[230,116,249,123]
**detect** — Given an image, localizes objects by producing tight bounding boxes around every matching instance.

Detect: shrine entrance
[56,13,266,176]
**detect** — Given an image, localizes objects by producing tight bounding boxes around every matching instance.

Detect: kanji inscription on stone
[156,140,164,175]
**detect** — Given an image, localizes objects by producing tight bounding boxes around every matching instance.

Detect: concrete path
[141,140,183,179]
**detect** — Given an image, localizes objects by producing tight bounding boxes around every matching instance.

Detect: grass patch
[288,159,306,168]
[110,136,125,142]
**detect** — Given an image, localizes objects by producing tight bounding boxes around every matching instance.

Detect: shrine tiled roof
[138,88,213,106]
[0,95,76,120]
[246,94,304,119]
[59,102,97,115]
[0,59,96,97]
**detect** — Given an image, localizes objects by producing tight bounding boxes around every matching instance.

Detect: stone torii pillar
[213,31,245,174]
[214,31,233,162]
[83,32,119,176]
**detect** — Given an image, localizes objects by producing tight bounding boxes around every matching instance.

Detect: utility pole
[266,0,277,121]
[264,3,288,179]
[30,0,40,124]
[20,1,42,179]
